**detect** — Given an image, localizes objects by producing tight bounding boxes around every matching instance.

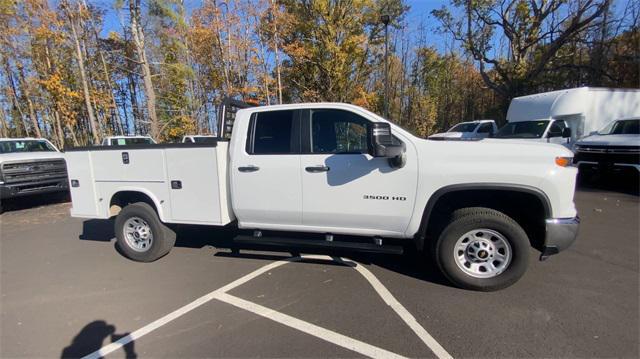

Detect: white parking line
[216,292,407,359]
[82,254,452,359]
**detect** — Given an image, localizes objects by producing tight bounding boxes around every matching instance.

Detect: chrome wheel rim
[123,217,153,252]
[454,229,512,278]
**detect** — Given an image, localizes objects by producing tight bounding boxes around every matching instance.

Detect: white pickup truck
[65,101,580,291]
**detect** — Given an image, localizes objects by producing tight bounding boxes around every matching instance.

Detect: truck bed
[65,142,234,226]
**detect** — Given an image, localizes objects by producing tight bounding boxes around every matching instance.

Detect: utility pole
[380,14,390,119]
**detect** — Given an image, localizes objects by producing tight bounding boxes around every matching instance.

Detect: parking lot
[1,183,638,358]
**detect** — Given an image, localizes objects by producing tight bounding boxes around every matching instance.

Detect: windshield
[110,137,154,145]
[495,120,549,138]
[449,123,478,133]
[598,119,640,135]
[193,137,218,143]
[0,140,57,154]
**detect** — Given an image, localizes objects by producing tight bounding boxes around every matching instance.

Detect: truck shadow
[78,220,451,288]
[1,192,69,213]
[577,171,639,196]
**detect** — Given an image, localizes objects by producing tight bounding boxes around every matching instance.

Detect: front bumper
[540,217,580,260]
[0,178,69,200]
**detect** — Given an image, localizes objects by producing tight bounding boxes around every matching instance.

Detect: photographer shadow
[61,320,136,359]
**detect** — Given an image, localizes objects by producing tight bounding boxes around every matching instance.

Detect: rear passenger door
[231,109,303,227]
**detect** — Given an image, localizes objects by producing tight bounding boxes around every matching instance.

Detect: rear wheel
[434,207,529,291]
[115,202,175,262]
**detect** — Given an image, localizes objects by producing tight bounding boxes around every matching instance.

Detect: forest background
[0,0,637,147]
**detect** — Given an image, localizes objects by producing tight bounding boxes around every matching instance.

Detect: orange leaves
[38,72,80,126]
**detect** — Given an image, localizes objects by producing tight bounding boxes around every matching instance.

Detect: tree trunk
[0,106,9,137]
[67,1,100,144]
[271,0,283,104]
[15,60,42,137]
[3,60,30,136]
[129,0,160,140]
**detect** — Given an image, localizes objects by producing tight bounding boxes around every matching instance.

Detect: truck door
[231,109,303,227]
[299,109,417,236]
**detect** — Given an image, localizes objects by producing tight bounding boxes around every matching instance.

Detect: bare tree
[128,0,160,140]
[63,0,100,144]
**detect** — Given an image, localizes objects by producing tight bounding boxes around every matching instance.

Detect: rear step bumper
[233,235,404,255]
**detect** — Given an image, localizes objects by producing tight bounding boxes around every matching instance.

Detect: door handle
[238,165,260,172]
[305,165,330,173]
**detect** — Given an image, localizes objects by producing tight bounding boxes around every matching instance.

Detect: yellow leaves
[38,72,80,126]
[164,115,196,141]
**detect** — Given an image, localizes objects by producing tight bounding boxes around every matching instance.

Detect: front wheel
[115,202,176,262]
[434,207,529,291]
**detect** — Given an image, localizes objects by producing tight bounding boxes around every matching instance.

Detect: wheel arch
[108,188,165,221]
[415,183,552,251]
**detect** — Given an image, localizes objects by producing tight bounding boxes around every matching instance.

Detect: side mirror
[368,122,403,158]
[562,127,571,138]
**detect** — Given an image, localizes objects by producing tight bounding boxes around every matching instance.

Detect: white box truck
[65,100,580,291]
[494,87,640,148]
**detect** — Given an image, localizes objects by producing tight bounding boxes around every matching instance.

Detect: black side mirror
[562,127,571,138]
[368,122,403,158]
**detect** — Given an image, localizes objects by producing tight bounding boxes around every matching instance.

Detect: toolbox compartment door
[165,147,223,224]
[65,151,100,218]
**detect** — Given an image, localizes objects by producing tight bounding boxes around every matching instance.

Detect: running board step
[233,235,403,255]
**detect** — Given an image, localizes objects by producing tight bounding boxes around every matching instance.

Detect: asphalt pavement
[0,183,638,358]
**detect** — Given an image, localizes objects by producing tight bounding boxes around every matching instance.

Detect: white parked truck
[495,87,640,148]
[428,120,497,140]
[65,101,580,291]
[0,138,68,201]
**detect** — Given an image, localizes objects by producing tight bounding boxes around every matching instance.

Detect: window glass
[251,110,295,154]
[193,137,217,143]
[495,120,549,138]
[599,119,640,135]
[449,123,477,132]
[477,123,493,133]
[311,110,369,154]
[548,120,566,135]
[0,140,56,153]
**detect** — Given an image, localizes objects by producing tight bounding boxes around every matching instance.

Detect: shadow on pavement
[61,320,136,359]
[0,191,70,213]
[79,219,451,288]
[577,171,639,196]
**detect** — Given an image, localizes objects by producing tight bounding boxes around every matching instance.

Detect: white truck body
[66,143,233,226]
[65,102,580,290]
[501,87,640,147]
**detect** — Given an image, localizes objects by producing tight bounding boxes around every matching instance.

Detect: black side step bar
[233,235,403,255]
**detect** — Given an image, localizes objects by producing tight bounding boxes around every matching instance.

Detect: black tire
[433,207,529,291]
[115,202,176,262]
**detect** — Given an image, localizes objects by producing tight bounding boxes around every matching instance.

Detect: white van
[495,87,640,148]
